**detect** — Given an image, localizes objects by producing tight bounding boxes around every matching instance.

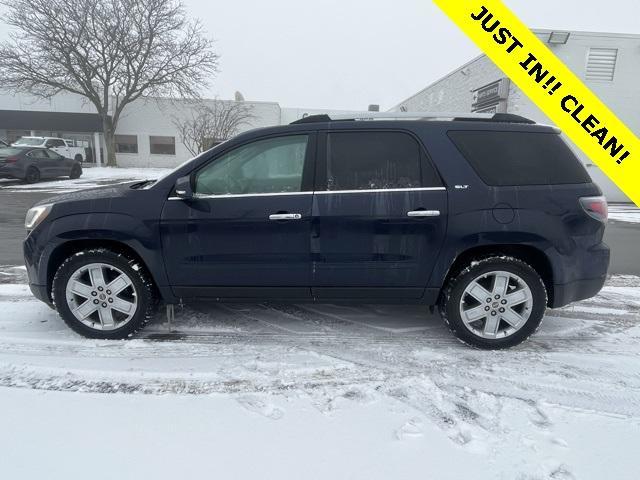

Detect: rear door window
[324,131,439,191]
[448,131,591,186]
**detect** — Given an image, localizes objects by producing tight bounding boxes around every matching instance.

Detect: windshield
[0,147,24,157]
[13,137,44,146]
[152,142,230,186]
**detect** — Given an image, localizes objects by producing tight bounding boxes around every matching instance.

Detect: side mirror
[174,175,194,199]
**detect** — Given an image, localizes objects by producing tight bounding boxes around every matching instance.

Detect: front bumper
[29,283,54,308]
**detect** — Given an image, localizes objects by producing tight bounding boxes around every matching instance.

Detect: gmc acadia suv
[23,113,610,348]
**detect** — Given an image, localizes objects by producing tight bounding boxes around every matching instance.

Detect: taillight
[4,156,19,163]
[580,196,608,223]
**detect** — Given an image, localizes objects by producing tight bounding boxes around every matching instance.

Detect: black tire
[439,256,547,349]
[69,164,82,179]
[24,166,41,184]
[52,248,156,339]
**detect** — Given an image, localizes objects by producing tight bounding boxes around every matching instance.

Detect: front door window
[194,135,309,196]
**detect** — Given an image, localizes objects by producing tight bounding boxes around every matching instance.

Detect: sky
[184,0,640,110]
[0,1,638,110]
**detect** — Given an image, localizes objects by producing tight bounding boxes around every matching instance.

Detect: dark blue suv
[23,113,610,348]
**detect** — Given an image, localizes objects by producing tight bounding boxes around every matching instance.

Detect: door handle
[269,213,302,220]
[407,210,440,217]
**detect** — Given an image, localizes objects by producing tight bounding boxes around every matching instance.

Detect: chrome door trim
[407,210,441,217]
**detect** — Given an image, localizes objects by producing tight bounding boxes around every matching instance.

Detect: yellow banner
[433,0,640,207]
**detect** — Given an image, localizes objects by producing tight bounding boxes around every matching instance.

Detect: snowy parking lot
[0,166,171,193]
[1,265,640,479]
[1,168,640,478]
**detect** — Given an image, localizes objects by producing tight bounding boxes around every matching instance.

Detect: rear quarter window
[448,131,591,186]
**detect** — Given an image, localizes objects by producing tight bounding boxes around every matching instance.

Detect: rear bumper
[550,275,607,308]
[549,242,610,308]
[0,165,23,179]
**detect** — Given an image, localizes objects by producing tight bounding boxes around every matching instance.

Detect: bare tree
[172,100,255,157]
[0,0,218,166]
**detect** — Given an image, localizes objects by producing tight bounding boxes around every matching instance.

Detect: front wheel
[439,256,547,349]
[52,249,156,339]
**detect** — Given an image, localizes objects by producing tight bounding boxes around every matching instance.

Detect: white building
[391,30,640,203]
[0,92,368,168]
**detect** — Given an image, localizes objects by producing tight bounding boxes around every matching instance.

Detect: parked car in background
[23,113,609,348]
[0,146,82,183]
[12,136,86,162]
[0,139,8,147]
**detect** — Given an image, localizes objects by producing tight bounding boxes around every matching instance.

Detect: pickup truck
[12,137,86,162]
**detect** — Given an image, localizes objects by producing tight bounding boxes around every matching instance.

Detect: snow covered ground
[609,203,640,224]
[1,267,639,479]
[0,166,172,193]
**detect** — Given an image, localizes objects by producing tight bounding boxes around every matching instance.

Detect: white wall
[390,30,640,203]
[114,98,282,168]
[0,91,97,113]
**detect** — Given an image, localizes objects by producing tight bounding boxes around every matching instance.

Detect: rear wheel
[24,166,41,184]
[439,256,547,349]
[52,249,156,339]
[69,164,82,179]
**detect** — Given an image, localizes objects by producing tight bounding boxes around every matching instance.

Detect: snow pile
[1,273,639,478]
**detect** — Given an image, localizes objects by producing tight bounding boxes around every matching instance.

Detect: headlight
[25,204,53,230]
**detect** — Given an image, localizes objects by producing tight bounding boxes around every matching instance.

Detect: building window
[114,135,138,154]
[586,48,618,81]
[150,136,176,155]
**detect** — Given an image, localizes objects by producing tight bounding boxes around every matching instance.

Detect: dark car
[23,113,610,348]
[0,146,82,183]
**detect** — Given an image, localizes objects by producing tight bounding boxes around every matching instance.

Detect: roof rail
[290,112,535,125]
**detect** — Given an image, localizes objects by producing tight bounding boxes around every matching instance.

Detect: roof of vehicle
[290,112,537,125]
[230,112,557,142]
[14,136,67,141]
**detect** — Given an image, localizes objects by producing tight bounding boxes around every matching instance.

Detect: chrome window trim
[315,187,446,194]
[167,186,446,201]
[168,191,314,200]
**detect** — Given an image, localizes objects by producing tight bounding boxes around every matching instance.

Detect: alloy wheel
[26,168,40,183]
[65,262,138,330]
[458,270,533,339]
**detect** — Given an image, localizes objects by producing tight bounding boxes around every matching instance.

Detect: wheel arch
[440,244,555,306]
[46,239,163,303]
